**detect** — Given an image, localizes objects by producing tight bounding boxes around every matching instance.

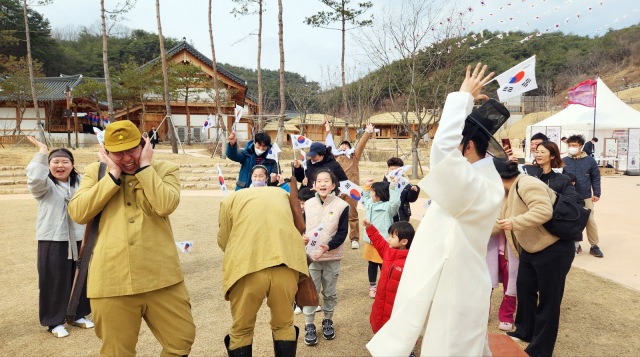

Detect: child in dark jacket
[363,218,415,334]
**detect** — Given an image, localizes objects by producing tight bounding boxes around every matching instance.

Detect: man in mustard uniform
[69,120,195,356]
[218,187,309,357]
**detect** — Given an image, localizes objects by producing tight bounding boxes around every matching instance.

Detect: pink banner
[568,79,597,108]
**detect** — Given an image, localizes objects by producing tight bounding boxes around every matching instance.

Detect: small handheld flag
[267,143,282,161]
[232,104,243,132]
[202,114,215,133]
[493,56,538,101]
[175,241,194,254]
[338,180,364,202]
[306,223,326,256]
[393,176,410,191]
[93,127,105,145]
[217,165,228,196]
[300,150,307,170]
[291,134,313,150]
[389,165,412,178]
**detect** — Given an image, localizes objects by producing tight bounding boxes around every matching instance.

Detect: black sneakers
[304,324,318,346]
[590,245,604,258]
[322,319,336,340]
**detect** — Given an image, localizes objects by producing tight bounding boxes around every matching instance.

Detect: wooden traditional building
[0,74,108,146]
[368,111,438,140]
[113,40,258,143]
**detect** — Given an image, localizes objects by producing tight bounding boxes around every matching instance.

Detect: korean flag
[338,180,363,202]
[217,165,228,196]
[291,134,313,150]
[494,56,538,101]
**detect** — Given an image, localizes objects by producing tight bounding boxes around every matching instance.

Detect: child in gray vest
[301,169,350,347]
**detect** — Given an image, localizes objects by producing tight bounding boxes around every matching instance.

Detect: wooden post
[74,107,78,148]
[66,87,71,147]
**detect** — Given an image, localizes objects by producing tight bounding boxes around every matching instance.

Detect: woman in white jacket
[26,136,93,338]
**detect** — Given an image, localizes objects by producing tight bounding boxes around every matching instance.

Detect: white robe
[367,92,504,357]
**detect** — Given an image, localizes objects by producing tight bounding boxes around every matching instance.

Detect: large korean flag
[291,134,312,150]
[494,56,538,101]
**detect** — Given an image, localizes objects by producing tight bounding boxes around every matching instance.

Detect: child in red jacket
[363,218,415,334]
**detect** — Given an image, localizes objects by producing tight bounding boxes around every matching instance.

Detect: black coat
[522,165,584,205]
[294,154,348,190]
[583,141,594,156]
[382,176,421,221]
[148,130,159,144]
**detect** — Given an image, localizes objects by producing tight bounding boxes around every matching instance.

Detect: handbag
[66,162,107,323]
[515,181,591,242]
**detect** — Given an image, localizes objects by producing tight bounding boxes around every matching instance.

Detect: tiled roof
[0,74,105,101]
[145,40,247,88]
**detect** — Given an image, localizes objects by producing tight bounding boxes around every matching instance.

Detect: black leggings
[368,261,382,284]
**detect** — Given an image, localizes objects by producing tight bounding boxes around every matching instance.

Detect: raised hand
[293,159,301,168]
[228,132,237,146]
[98,145,122,180]
[365,178,374,186]
[365,123,374,133]
[139,137,153,167]
[460,62,494,101]
[270,173,277,183]
[27,136,47,154]
[303,177,309,186]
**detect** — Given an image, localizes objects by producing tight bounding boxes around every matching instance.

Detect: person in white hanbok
[367,63,510,357]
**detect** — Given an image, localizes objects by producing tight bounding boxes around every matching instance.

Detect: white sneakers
[315,305,322,312]
[50,325,69,338]
[294,305,302,315]
[50,318,94,338]
[73,318,95,329]
[351,241,359,249]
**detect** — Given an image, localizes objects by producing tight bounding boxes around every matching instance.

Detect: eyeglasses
[108,146,141,161]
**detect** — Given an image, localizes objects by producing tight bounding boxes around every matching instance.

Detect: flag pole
[592,77,598,139]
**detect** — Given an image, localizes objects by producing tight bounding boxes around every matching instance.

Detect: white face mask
[253,180,267,187]
[568,147,580,155]
[255,148,266,156]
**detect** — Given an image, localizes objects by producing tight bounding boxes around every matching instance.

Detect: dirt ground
[1,195,640,357]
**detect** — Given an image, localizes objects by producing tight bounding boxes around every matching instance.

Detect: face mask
[255,148,266,156]
[568,147,580,155]
[311,160,320,165]
[253,180,266,187]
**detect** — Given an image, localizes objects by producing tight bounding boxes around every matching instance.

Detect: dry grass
[1,196,639,356]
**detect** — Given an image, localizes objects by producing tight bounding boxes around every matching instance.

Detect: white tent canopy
[525,78,640,170]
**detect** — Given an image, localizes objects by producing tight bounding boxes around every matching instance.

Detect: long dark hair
[371,182,390,202]
[48,148,80,187]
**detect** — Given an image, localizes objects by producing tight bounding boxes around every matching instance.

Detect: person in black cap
[293,142,348,189]
[367,63,509,357]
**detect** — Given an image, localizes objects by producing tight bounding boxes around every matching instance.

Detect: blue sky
[38,0,639,82]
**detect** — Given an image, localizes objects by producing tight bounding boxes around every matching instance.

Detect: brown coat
[335,132,370,185]
[492,174,559,256]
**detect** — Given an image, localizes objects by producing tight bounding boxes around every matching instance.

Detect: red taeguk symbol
[314,232,319,237]
[350,189,361,201]
[219,176,225,185]
[509,71,525,84]
[297,136,306,144]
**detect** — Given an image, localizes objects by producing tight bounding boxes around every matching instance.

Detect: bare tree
[156,0,178,153]
[287,79,318,136]
[231,0,265,128]
[0,56,44,134]
[100,0,137,123]
[209,0,228,158]
[276,0,286,146]
[356,0,464,178]
[345,64,381,133]
[305,0,373,140]
[21,0,48,143]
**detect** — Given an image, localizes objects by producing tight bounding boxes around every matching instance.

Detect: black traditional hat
[462,99,511,161]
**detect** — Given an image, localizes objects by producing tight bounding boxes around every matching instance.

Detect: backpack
[515,181,591,241]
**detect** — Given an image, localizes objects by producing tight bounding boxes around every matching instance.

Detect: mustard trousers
[90,281,196,357]
[228,265,299,350]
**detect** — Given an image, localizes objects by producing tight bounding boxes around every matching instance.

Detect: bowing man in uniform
[367,63,510,357]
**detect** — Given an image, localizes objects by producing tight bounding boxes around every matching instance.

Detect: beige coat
[68,160,184,298]
[304,193,350,261]
[217,187,309,300]
[334,132,370,185]
[492,174,559,255]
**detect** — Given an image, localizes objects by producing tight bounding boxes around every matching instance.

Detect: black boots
[224,335,252,357]
[224,326,298,357]
[273,326,299,357]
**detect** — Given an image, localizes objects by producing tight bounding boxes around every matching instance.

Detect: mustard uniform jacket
[68,160,184,298]
[218,187,309,300]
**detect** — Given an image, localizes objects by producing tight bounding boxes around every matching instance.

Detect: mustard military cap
[104,120,142,152]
